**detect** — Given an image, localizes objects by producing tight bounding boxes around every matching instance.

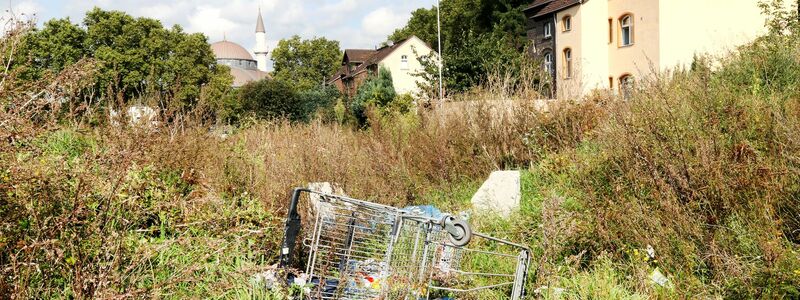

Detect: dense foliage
[350,67,397,125]
[296,84,342,122]
[238,79,303,121]
[237,79,341,122]
[17,8,232,115]
[389,0,532,92]
[271,35,342,91]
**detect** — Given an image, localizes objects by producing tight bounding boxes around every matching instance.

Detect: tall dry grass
[0,15,559,297]
[204,100,554,211]
[4,6,800,298]
[1,58,566,298]
[502,31,800,297]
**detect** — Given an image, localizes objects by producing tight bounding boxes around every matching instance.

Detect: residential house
[328,36,436,98]
[525,0,783,99]
[524,0,565,94]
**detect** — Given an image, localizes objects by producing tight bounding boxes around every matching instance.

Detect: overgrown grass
[482,16,800,297]
[3,6,800,299]
[1,94,548,298]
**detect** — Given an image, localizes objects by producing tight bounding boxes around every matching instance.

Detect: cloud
[139,2,190,26]
[361,7,410,41]
[188,5,239,41]
[2,0,43,22]
[276,1,304,25]
[321,0,361,15]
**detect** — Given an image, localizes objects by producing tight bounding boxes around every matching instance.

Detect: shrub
[296,84,341,122]
[351,67,397,125]
[384,93,415,116]
[237,80,340,123]
[238,79,302,121]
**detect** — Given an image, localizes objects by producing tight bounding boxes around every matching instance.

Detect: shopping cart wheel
[445,216,472,247]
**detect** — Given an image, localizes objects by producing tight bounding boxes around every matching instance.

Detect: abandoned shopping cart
[278,188,531,299]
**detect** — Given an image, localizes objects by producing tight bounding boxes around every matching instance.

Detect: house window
[619,74,634,99]
[620,14,634,46]
[562,15,572,32]
[563,48,572,79]
[401,55,409,70]
[544,22,552,38]
[608,18,613,44]
[543,51,553,74]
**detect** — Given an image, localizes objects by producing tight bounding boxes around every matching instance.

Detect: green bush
[296,84,341,122]
[384,93,415,116]
[351,67,397,125]
[238,79,302,121]
[237,80,340,123]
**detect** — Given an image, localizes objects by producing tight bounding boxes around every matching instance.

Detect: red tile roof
[328,38,412,84]
[344,49,377,63]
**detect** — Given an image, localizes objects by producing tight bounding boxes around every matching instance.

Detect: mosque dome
[208,8,271,88]
[211,40,255,61]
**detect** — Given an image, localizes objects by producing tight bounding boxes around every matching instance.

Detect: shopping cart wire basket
[278,188,532,300]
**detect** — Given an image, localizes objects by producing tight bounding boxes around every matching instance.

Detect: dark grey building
[524,0,581,96]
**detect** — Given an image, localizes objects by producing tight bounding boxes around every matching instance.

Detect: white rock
[307,182,346,217]
[470,171,521,217]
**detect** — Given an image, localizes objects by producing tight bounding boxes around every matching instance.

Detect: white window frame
[544,22,552,38]
[563,16,572,32]
[563,48,572,79]
[620,15,633,46]
[619,74,634,99]
[400,55,409,70]
[544,52,553,74]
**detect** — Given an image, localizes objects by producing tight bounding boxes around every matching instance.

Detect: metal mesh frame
[279,188,531,300]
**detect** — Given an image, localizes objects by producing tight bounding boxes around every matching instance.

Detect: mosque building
[210,9,270,87]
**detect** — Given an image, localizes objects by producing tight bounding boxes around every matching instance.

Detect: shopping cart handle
[279,188,309,268]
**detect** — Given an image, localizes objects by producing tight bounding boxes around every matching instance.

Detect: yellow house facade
[526,0,787,99]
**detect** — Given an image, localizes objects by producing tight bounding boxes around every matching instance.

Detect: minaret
[254,7,269,72]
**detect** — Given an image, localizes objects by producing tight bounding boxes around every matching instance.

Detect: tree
[389,8,438,47]
[19,18,87,79]
[17,8,228,116]
[196,65,235,124]
[82,8,220,111]
[388,0,531,92]
[238,79,303,121]
[351,67,397,125]
[271,35,342,91]
[296,85,342,122]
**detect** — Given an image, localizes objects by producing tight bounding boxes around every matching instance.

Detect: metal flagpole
[437,0,444,106]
